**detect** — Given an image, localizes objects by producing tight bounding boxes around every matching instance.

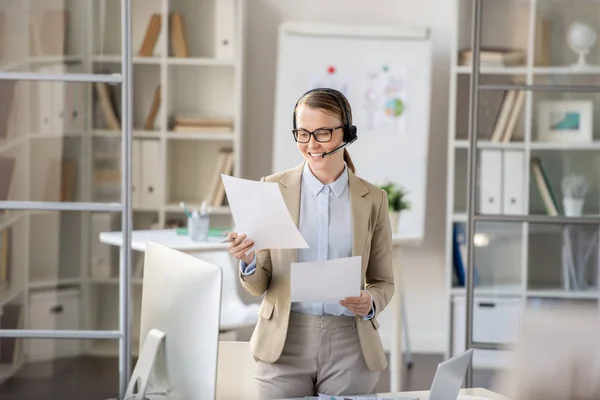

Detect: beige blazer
[238,162,395,372]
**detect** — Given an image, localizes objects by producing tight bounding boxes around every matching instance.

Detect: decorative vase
[567,21,597,67]
[389,211,400,233]
[563,197,584,217]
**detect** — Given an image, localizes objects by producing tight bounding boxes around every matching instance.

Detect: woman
[227,88,395,399]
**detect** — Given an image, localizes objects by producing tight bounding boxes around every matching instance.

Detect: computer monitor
[428,348,473,400]
[124,241,223,400]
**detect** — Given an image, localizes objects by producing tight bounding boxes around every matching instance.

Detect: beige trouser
[254,312,380,399]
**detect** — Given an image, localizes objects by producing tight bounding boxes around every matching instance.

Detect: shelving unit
[447,0,600,376]
[0,0,245,388]
[83,0,245,358]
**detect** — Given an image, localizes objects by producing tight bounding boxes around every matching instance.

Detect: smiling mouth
[308,152,323,158]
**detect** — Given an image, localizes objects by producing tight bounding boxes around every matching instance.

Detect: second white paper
[290,256,362,303]
[221,174,309,251]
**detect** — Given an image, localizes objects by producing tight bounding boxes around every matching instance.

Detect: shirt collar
[302,161,348,198]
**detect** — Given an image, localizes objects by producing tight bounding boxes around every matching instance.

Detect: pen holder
[188,214,209,241]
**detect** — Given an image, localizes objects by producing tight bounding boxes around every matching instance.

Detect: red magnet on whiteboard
[327,65,336,74]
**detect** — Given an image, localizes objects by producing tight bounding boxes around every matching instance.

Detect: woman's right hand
[226,232,255,265]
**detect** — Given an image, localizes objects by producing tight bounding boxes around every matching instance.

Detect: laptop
[428,348,474,400]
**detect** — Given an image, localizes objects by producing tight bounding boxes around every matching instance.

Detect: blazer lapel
[349,172,371,271]
[278,163,304,263]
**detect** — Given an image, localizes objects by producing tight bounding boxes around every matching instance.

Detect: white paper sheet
[290,256,362,303]
[221,174,309,251]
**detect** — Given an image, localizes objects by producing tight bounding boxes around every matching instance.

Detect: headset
[292,88,358,158]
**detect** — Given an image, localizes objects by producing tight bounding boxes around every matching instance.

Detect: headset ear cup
[348,125,358,141]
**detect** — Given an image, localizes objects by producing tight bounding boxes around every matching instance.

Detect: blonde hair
[294,89,356,174]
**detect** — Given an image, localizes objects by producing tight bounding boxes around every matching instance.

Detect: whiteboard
[271,22,433,242]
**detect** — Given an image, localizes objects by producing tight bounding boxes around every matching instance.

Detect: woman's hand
[226,232,255,265]
[339,290,373,317]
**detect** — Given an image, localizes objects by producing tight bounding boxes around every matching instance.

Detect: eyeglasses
[292,126,343,143]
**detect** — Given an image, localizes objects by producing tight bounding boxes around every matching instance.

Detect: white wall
[241,0,453,353]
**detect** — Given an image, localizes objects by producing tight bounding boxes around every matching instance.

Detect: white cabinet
[27,288,82,361]
[452,295,521,369]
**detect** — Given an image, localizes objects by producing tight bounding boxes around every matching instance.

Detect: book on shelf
[531,157,559,216]
[0,80,17,140]
[95,82,120,131]
[0,226,11,290]
[458,47,525,67]
[138,14,161,57]
[138,12,190,58]
[488,89,525,143]
[170,12,189,58]
[205,148,234,207]
[144,84,161,130]
[0,157,15,214]
[170,114,234,133]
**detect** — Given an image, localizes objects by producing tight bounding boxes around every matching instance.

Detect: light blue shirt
[240,162,375,319]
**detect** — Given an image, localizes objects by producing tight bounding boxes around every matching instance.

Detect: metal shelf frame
[464,0,600,387]
[0,0,133,398]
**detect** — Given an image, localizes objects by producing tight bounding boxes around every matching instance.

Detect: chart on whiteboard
[361,65,407,135]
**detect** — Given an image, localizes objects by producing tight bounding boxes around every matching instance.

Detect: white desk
[100,229,417,392]
[378,388,509,400]
[282,388,509,400]
[99,229,259,332]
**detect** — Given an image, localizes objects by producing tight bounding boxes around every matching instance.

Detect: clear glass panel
[0,210,126,331]
[455,73,527,143]
[531,77,600,144]
[88,285,141,360]
[450,220,523,375]
[451,221,523,292]
[456,0,529,71]
[528,149,600,216]
[0,76,121,204]
[453,148,468,215]
[536,0,600,68]
[454,148,528,217]
[0,0,126,73]
[528,223,599,297]
[0,336,120,399]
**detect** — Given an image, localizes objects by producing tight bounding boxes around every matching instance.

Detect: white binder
[214,0,235,59]
[478,149,502,214]
[132,139,143,208]
[141,140,161,209]
[502,150,524,215]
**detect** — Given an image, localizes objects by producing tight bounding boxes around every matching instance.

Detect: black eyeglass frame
[292,125,344,143]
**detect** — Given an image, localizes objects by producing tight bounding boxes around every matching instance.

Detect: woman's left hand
[339,290,373,317]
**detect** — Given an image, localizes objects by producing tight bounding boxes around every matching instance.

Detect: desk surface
[380,388,508,400]
[100,229,418,252]
[283,388,508,400]
[99,229,228,252]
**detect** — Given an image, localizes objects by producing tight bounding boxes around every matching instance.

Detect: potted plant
[379,182,411,233]
[561,174,588,216]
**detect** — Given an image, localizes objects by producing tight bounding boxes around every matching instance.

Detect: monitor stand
[123,328,169,400]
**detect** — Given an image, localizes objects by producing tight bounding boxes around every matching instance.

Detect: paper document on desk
[291,256,361,303]
[221,175,309,251]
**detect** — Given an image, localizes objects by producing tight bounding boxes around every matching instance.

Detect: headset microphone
[321,135,358,158]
